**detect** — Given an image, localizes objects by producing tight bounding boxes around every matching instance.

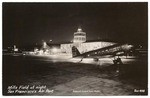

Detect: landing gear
[79,57,84,62]
[113,57,123,65]
[113,57,123,76]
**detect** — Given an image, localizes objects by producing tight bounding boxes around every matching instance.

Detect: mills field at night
[2,2,148,96]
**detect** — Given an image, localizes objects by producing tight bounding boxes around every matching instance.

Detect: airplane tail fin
[72,46,80,57]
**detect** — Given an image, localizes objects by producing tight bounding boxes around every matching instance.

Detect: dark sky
[3,2,148,48]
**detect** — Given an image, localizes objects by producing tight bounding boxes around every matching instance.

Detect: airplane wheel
[113,60,117,64]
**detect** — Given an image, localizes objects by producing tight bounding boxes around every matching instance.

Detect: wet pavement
[3,55,148,95]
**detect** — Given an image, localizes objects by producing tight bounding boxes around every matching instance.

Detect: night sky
[3,2,148,48]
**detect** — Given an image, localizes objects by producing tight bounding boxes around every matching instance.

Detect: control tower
[73,27,86,43]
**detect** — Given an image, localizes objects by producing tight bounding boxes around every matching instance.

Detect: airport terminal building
[60,28,115,54]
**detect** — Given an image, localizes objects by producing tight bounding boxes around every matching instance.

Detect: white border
[0,0,149,2]
[0,0,149,98]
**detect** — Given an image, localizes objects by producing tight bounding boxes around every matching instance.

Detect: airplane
[72,43,134,65]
